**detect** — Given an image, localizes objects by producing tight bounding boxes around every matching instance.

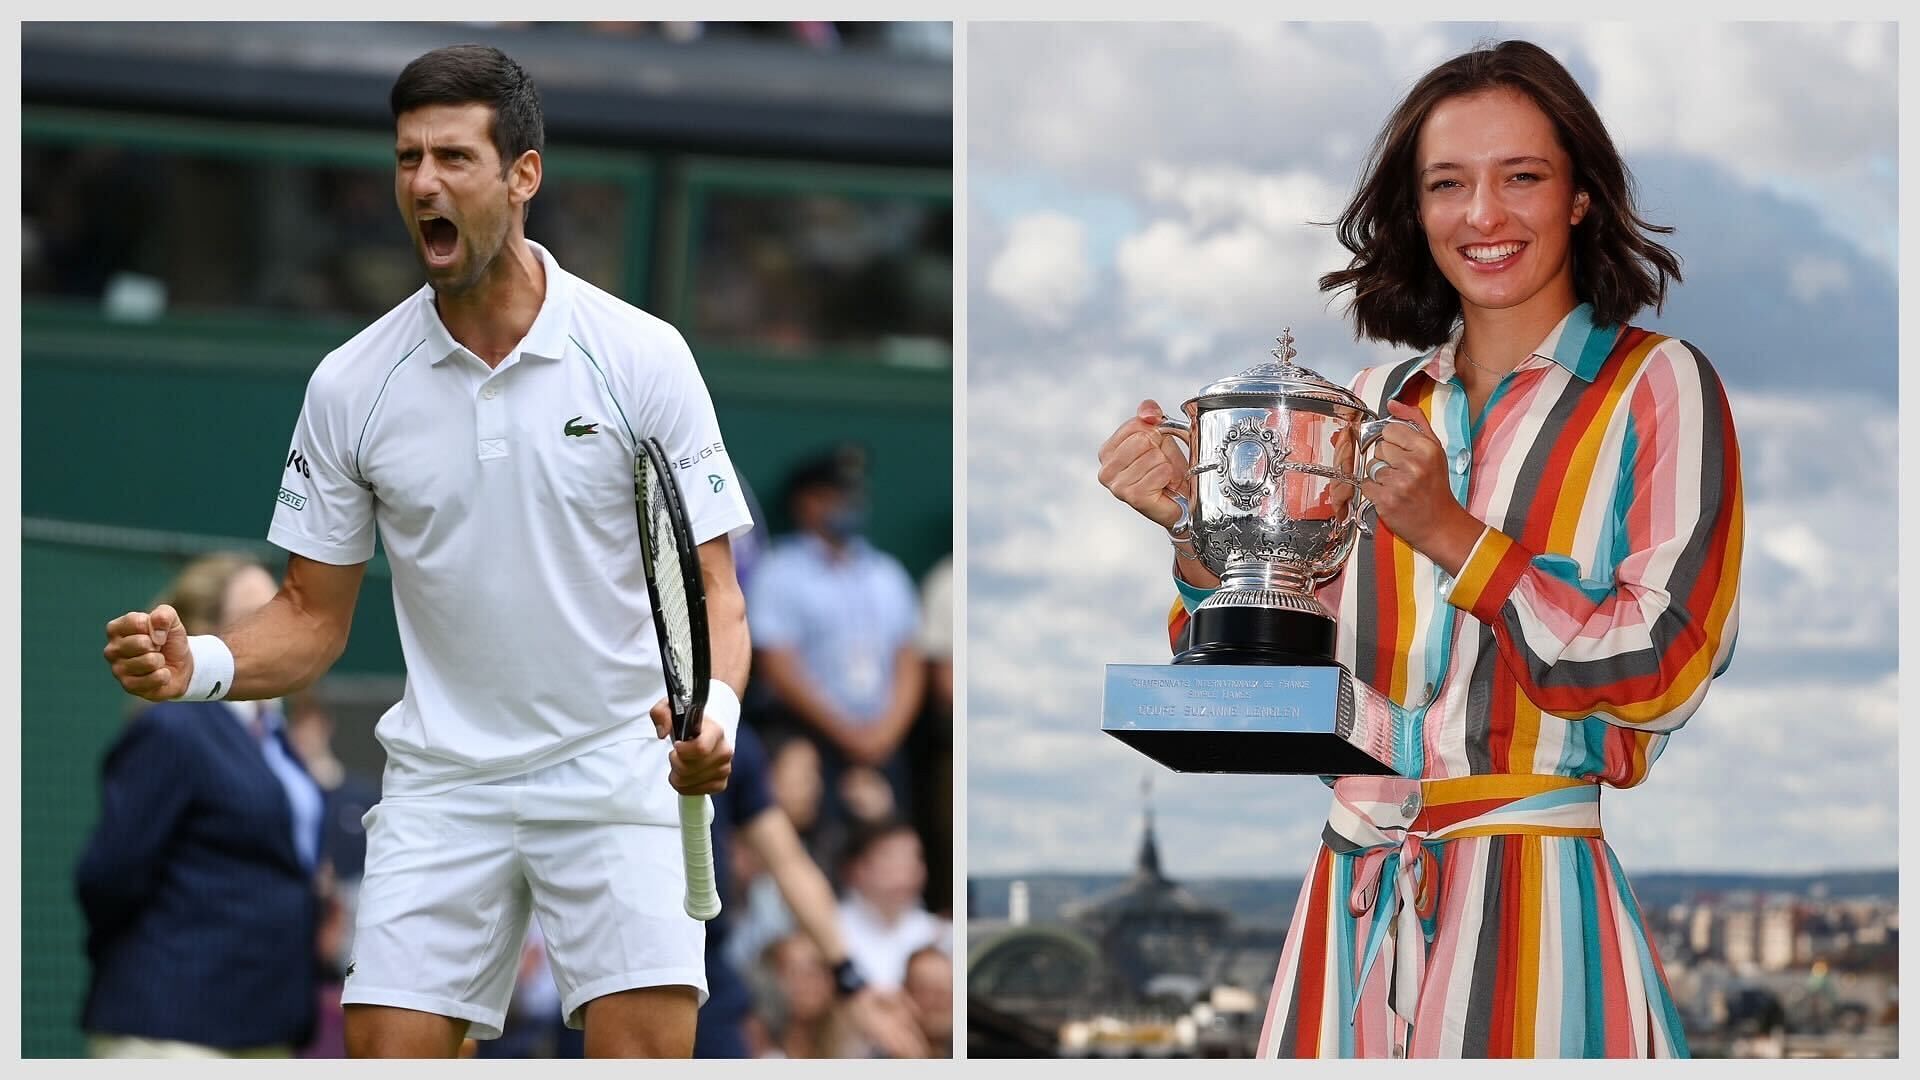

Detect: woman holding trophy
[1097,40,1742,1058]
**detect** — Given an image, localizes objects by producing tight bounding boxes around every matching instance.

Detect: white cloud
[1114,163,1357,361]
[969,23,1896,270]
[969,22,1419,181]
[1565,22,1895,264]
[1607,673,1897,872]
[1723,390,1897,655]
[1787,257,1851,306]
[1573,23,1894,180]
[985,212,1094,329]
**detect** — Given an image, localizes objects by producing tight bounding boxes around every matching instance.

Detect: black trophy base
[1175,603,1337,667]
[1106,728,1398,776]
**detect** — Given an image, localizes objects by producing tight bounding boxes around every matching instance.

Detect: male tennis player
[100,44,751,1058]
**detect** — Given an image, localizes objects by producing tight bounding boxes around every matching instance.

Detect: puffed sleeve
[1445,339,1742,733]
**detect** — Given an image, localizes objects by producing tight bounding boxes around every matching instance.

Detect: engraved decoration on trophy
[1155,327,1419,667]
[1101,325,1409,777]
[1215,417,1288,511]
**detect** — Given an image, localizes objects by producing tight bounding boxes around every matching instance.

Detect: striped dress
[1169,304,1743,1057]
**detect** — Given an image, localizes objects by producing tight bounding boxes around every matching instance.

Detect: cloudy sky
[964,22,1898,878]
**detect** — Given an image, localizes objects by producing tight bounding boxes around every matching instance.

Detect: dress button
[1401,792,1421,819]
[1453,447,1471,474]
[482,386,499,400]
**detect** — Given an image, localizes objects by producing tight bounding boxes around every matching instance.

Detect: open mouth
[1460,241,1525,270]
[420,216,460,263]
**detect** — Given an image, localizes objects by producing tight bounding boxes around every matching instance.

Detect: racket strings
[646,471,697,714]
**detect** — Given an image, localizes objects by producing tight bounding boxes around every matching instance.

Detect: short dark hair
[1320,39,1682,349]
[783,444,868,509]
[838,816,918,874]
[390,44,545,177]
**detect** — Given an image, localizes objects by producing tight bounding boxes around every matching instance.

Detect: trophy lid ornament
[1191,326,1370,415]
[1273,328,1299,366]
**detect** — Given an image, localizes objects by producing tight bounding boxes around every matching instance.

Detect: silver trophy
[1101,329,1410,776]
[1159,329,1414,667]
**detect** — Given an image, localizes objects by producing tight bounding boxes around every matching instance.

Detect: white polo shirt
[268,241,753,806]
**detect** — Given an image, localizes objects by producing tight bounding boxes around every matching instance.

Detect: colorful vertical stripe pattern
[1167,306,1741,1056]
[1256,775,1687,1058]
[1175,306,1743,783]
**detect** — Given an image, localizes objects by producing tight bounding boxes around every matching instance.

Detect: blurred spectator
[701,719,779,1057]
[693,193,949,360]
[759,935,860,1058]
[836,818,946,993]
[725,734,820,970]
[880,21,954,59]
[725,730,903,982]
[284,690,382,1058]
[917,556,952,716]
[563,20,946,55]
[908,554,952,917]
[746,446,923,825]
[284,692,380,886]
[584,21,704,43]
[22,144,161,301]
[838,764,899,825]
[903,945,953,1057]
[702,723,927,1059]
[76,553,326,1058]
[308,867,351,1055]
[769,733,826,841]
[787,22,840,49]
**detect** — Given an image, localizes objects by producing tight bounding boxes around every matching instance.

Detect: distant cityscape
[967,806,1897,1058]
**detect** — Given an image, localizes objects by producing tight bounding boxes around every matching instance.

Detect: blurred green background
[22,21,952,1057]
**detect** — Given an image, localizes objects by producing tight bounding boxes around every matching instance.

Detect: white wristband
[702,680,741,747]
[180,635,236,701]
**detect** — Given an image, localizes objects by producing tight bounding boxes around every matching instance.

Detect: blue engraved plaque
[1102,663,1399,776]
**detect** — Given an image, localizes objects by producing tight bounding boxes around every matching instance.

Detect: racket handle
[679,793,721,921]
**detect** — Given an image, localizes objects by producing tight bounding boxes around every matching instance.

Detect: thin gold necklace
[1458,344,1505,377]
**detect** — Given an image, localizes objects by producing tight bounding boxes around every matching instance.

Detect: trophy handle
[1155,415,1201,551]
[1352,418,1421,536]
[1356,416,1421,459]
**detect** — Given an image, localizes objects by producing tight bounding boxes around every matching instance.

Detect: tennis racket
[634,436,721,921]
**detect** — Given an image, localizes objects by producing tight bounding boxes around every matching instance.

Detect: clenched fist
[103,605,195,702]
[1356,400,1484,575]
[1097,400,1191,530]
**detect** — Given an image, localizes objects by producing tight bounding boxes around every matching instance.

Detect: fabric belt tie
[1329,774,1603,1038]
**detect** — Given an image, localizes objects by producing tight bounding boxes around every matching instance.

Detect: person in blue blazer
[76,553,328,1058]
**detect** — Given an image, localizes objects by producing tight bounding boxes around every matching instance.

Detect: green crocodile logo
[564,416,600,438]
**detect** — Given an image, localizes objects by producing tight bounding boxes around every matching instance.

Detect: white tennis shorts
[340,736,707,1040]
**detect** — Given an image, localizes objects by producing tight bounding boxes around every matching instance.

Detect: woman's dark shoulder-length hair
[1321,39,1682,350]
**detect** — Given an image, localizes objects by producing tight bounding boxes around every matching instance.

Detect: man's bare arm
[698,534,750,698]
[223,555,367,698]
[104,554,366,702]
